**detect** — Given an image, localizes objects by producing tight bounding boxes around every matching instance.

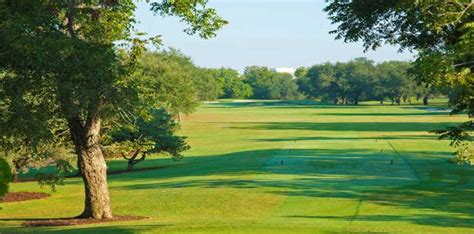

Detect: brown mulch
[1,192,50,203]
[22,215,148,227]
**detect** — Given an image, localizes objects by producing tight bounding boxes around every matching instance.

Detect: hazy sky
[135,0,414,71]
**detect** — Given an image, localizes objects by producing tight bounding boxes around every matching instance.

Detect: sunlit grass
[1,100,472,233]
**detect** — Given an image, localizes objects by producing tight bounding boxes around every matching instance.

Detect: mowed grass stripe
[1,100,473,233]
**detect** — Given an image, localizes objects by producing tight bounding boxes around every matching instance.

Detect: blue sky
[135,0,414,71]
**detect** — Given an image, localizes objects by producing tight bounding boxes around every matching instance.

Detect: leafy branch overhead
[150,0,228,39]
[325,0,473,162]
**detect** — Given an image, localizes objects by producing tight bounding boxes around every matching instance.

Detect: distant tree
[103,109,190,171]
[193,68,224,101]
[212,68,252,99]
[344,58,376,105]
[244,66,300,100]
[375,61,413,105]
[137,50,199,121]
[243,66,275,99]
[273,73,300,100]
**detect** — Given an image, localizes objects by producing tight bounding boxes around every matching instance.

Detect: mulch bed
[1,192,50,203]
[22,215,147,227]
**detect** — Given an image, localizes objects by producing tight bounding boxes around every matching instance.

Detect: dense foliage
[325,0,473,162]
[243,66,300,100]
[0,0,226,219]
[211,68,253,99]
[0,157,11,198]
[136,50,200,117]
[104,108,190,171]
[296,58,435,105]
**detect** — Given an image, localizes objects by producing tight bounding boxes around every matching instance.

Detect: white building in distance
[271,67,296,79]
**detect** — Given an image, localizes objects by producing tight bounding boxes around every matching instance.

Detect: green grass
[1,100,473,233]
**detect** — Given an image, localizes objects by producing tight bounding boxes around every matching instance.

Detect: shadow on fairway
[314,112,451,116]
[0,225,169,233]
[109,147,474,228]
[206,100,369,109]
[230,122,461,132]
[254,135,438,142]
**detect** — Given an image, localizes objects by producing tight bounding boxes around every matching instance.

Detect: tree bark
[68,113,112,219]
[423,95,429,105]
[11,169,18,182]
[124,151,146,171]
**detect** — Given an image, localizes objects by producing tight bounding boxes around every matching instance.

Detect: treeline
[144,51,437,105]
[147,50,300,101]
[296,58,435,105]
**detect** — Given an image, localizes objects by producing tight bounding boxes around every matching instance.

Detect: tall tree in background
[244,66,300,100]
[374,61,414,105]
[325,0,473,159]
[137,50,200,121]
[0,0,226,219]
[344,58,376,105]
[212,68,253,99]
[193,68,224,101]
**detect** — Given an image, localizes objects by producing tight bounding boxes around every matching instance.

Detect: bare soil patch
[22,215,147,227]
[1,192,50,203]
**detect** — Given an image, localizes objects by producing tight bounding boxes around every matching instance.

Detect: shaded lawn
[2,101,473,233]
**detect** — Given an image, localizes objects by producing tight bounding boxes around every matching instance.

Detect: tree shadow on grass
[0,224,169,233]
[205,100,369,109]
[315,112,451,116]
[254,135,439,142]
[230,122,461,132]
[108,148,474,229]
[285,214,474,228]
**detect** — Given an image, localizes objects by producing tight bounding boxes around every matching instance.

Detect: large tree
[244,66,300,100]
[0,0,226,219]
[325,0,473,157]
[211,68,253,99]
[137,50,200,121]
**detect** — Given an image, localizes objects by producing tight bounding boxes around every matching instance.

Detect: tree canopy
[0,0,226,219]
[325,0,473,161]
[296,58,433,105]
[244,66,300,100]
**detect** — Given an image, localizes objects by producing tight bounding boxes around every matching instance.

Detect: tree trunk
[423,95,429,105]
[76,144,112,219]
[11,170,18,182]
[126,152,146,172]
[380,100,383,105]
[68,114,112,220]
[127,160,134,171]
